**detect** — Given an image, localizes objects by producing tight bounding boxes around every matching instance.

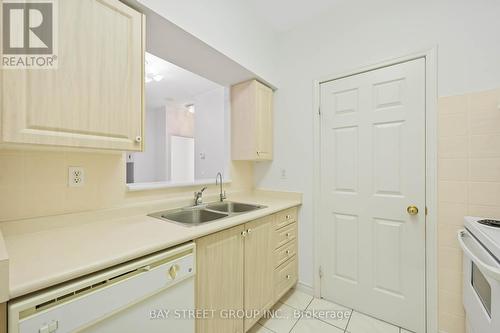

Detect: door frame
[312,47,438,333]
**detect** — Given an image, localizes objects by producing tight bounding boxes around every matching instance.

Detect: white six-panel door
[319,58,426,333]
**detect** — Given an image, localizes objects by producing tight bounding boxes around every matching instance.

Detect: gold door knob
[407,206,419,215]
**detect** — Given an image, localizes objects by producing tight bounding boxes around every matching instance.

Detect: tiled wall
[0,150,253,222]
[438,87,500,333]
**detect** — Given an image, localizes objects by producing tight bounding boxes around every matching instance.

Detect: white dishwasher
[9,242,196,333]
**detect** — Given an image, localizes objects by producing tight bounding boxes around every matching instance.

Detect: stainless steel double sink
[148,201,266,226]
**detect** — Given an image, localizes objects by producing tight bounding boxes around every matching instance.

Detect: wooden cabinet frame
[196,208,299,333]
[231,80,273,161]
[1,0,145,151]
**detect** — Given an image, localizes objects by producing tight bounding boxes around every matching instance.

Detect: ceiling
[145,52,223,110]
[251,0,343,32]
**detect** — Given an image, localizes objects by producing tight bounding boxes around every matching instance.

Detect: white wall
[138,0,279,86]
[135,92,227,184]
[255,0,500,289]
[134,108,166,183]
[193,88,227,180]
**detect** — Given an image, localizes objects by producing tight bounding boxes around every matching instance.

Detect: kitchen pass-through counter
[0,190,301,300]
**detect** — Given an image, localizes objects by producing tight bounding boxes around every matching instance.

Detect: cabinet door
[1,0,144,151]
[244,216,275,330]
[231,80,273,161]
[255,82,273,160]
[0,303,5,333]
[196,225,245,333]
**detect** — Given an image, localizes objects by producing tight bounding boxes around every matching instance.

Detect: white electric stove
[459,216,500,333]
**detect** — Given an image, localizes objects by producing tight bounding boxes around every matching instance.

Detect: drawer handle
[286,215,291,220]
[286,274,292,280]
[285,250,291,255]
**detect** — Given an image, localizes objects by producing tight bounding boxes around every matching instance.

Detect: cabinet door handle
[247,228,252,234]
[135,136,142,143]
[285,250,291,255]
[286,233,291,238]
[241,230,247,237]
[286,215,291,220]
[286,274,292,280]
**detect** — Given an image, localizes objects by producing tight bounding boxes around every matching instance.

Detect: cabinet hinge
[319,266,323,278]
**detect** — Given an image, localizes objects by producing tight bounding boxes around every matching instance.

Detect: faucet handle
[220,191,227,201]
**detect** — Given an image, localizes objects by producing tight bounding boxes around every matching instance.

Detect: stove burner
[477,219,500,228]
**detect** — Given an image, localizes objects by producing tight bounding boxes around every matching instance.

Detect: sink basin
[149,208,228,226]
[206,201,265,214]
[149,201,266,227]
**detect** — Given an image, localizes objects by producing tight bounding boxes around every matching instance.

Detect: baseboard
[294,281,314,296]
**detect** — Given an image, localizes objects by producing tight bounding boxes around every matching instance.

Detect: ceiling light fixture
[144,58,164,83]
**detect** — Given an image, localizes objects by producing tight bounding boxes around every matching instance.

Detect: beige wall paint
[0,150,253,222]
[438,87,500,333]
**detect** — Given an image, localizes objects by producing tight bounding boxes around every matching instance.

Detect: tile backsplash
[0,149,253,222]
[438,87,500,333]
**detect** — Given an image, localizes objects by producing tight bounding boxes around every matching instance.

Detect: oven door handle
[458,229,500,281]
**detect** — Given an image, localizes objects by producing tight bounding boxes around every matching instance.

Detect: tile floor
[250,289,414,333]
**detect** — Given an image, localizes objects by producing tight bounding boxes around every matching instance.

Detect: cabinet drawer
[275,208,297,230]
[274,241,297,269]
[274,256,297,301]
[274,222,297,249]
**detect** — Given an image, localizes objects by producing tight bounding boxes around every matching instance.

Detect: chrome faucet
[216,172,227,202]
[194,187,207,206]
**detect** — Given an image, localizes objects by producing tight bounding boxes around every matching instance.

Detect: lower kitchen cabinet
[0,302,5,333]
[196,208,299,333]
[196,225,245,333]
[244,216,275,330]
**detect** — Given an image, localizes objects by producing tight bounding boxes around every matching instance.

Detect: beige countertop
[0,190,301,299]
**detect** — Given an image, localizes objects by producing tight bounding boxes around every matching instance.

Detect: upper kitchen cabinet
[231,80,273,161]
[1,0,145,151]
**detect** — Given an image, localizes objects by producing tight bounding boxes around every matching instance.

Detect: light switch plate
[68,167,85,187]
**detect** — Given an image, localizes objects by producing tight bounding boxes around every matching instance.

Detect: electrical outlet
[68,167,85,187]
